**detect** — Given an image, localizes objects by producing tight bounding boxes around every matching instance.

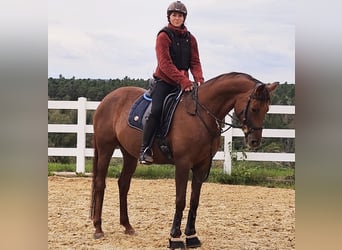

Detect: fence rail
[48,97,295,174]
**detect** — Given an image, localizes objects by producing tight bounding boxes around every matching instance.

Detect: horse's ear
[255,83,267,96]
[266,82,279,93]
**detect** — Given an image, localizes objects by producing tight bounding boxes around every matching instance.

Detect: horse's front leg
[184,174,203,248]
[169,166,189,249]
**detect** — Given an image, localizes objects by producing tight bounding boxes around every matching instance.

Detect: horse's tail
[90,135,98,220]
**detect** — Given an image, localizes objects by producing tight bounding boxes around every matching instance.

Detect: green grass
[48,159,294,189]
[48,162,76,173]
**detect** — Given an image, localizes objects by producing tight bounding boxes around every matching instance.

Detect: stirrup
[139,148,153,164]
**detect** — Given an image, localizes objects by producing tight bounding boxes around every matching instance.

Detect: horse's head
[235,82,279,149]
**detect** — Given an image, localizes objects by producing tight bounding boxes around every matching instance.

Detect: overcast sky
[48,0,295,83]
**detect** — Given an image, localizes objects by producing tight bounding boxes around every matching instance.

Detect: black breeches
[149,80,178,121]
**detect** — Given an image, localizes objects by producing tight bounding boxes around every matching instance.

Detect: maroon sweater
[153,24,204,90]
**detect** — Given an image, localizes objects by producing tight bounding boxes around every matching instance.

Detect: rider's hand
[184,85,193,92]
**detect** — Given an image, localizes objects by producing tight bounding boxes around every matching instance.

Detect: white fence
[48,97,295,174]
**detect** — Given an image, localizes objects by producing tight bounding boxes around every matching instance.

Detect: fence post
[223,112,233,174]
[76,97,87,173]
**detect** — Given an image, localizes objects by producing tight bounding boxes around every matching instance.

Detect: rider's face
[169,12,184,27]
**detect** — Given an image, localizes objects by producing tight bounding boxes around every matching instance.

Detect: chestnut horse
[90,72,278,248]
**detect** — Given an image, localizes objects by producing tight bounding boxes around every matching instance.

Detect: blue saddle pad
[128,92,152,131]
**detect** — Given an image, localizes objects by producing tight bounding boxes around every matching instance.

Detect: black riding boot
[139,115,157,164]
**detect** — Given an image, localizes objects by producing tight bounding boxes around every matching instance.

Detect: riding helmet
[167,1,187,19]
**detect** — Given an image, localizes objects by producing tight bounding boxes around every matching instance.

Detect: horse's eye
[251,108,259,113]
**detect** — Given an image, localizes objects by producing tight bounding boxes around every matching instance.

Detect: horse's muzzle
[245,133,262,149]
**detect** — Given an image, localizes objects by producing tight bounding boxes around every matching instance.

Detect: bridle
[190,82,267,139]
[238,83,267,138]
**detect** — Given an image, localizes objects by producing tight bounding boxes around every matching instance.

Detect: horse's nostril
[251,140,259,147]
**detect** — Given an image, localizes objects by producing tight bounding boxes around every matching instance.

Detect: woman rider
[139,1,205,164]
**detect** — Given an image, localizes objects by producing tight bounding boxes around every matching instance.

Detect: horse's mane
[204,72,269,101]
[205,72,263,85]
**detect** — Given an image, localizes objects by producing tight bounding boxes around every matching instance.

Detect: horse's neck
[198,79,253,119]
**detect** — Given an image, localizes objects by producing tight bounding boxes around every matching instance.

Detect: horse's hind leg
[91,140,115,239]
[118,149,138,235]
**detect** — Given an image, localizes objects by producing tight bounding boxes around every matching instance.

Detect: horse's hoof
[168,238,186,249]
[186,235,201,248]
[93,232,104,239]
[124,227,135,235]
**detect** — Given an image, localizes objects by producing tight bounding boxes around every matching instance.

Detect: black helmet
[167,1,187,18]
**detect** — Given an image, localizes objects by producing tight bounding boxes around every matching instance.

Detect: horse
[90,72,278,249]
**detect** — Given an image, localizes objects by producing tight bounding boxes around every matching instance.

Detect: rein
[192,83,267,137]
[189,84,241,137]
[197,102,238,135]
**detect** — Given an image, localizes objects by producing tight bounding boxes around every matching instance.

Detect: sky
[48,0,295,83]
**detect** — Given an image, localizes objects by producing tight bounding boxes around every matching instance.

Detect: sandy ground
[48,176,295,249]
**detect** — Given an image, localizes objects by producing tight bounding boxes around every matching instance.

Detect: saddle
[128,84,182,138]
